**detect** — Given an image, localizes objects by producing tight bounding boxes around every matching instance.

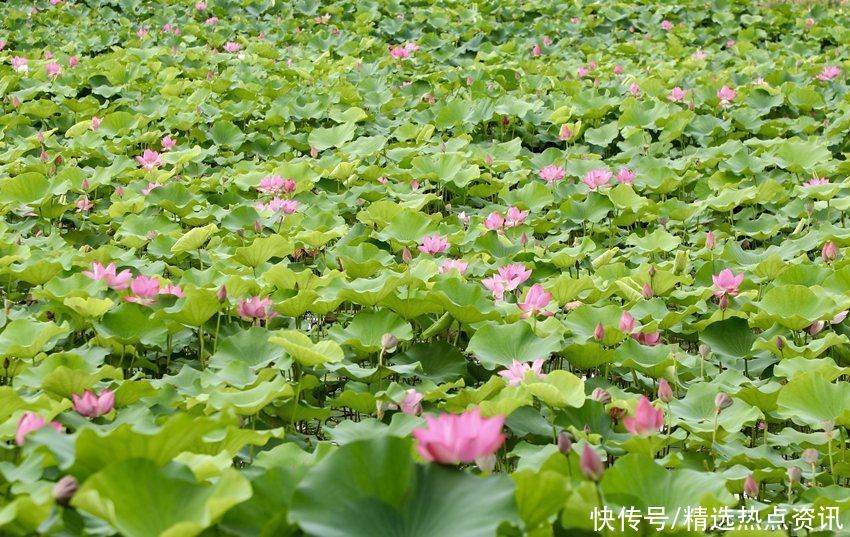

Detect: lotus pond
[4,0,850,535]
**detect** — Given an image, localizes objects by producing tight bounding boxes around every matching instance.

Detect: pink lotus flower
[818,66,841,81]
[439,259,468,274]
[10,57,28,73]
[712,268,744,297]
[803,177,829,187]
[613,65,623,74]
[582,168,612,190]
[83,262,133,290]
[159,284,183,298]
[142,182,163,195]
[806,18,815,28]
[504,207,528,227]
[46,62,61,78]
[531,44,541,57]
[16,413,62,445]
[633,331,661,346]
[543,37,552,46]
[389,43,417,59]
[692,49,707,60]
[400,390,424,415]
[619,311,635,333]
[223,41,240,52]
[661,20,672,30]
[623,396,664,435]
[823,241,839,263]
[498,264,531,291]
[72,390,115,418]
[76,196,93,212]
[237,296,277,321]
[257,175,295,195]
[68,56,79,68]
[558,125,574,141]
[418,233,449,255]
[716,86,737,106]
[0,42,6,51]
[484,212,505,231]
[482,275,509,300]
[498,358,545,385]
[616,168,635,185]
[668,86,687,102]
[518,284,554,318]
[125,275,161,304]
[136,149,162,170]
[195,1,206,9]
[90,117,102,130]
[628,83,641,96]
[161,135,176,150]
[538,164,565,184]
[412,408,506,464]
[571,17,579,24]
[725,40,736,48]
[577,66,589,78]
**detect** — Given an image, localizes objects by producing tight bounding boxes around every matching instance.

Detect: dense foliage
[2,0,850,535]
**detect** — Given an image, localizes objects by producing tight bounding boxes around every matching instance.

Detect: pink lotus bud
[217,285,227,301]
[381,333,398,350]
[402,247,413,263]
[557,431,572,454]
[485,154,493,166]
[822,241,839,263]
[788,466,802,484]
[744,474,758,498]
[714,393,733,412]
[619,311,635,333]
[591,388,611,404]
[81,178,89,190]
[253,221,262,233]
[718,294,728,310]
[641,283,654,299]
[593,322,605,342]
[802,448,818,465]
[580,444,604,481]
[310,146,318,157]
[807,321,825,337]
[706,231,716,250]
[52,476,79,506]
[657,378,673,402]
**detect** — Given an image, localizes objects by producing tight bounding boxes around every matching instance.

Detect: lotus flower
[716,85,737,106]
[45,62,61,78]
[142,182,163,195]
[11,57,28,73]
[195,1,206,9]
[400,390,424,416]
[160,284,183,298]
[504,206,528,227]
[136,149,162,170]
[623,396,664,435]
[83,262,132,290]
[418,233,449,255]
[125,275,161,304]
[484,212,504,231]
[518,284,554,318]
[161,135,176,150]
[76,196,93,212]
[531,44,541,57]
[803,177,829,187]
[818,66,841,81]
[412,408,506,464]
[223,41,240,52]
[692,49,707,60]
[498,358,545,385]
[712,269,744,297]
[538,164,565,184]
[559,125,573,141]
[16,413,62,445]
[439,259,468,274]
[237,296,278,321]
[628,83,641,96]
[667,86,687,102]
[657,379,673,402]
[582,168,612,190]
[633,331,661,346]
[258,175,295,195]
[744,474,759,498]
[613,65,623,74]
[90,117,102,130]
[616,168,635,185]
[498,264,531,291]
[661,20,672,30]
[482,275,509,300]
[72,390,115,418]
[706,230,716,250]
[619,311,635,333]
[577,66,589,78]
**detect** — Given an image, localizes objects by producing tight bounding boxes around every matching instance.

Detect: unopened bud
[52,476,79,506]
[557,431,573,454]
[591,388,611,404]
[715,393,733,412]
[381,333,398,350]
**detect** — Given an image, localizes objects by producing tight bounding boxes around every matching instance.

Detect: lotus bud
[253,221,262,233]
[714,392,733,412]
[593,322,605,342]
[674,249,688,274]
[519,232,529,247]
[402,247,412,263]
[806,203,814,216]
[807,321,824,337]
[802,448,819,465]
[475,453,496,474]
[609,407,626,421]
[580,444,604,481]
[381,333,398,350]
[744,474,758,499]
[648,265,656,277]
[557,431,573,454]
[776,337,785,351]
[641,283,654,299]
[822,241,839,263]
[706,230,716,250]
[310,145,318,158]
[81,178,89,191]
[657,378,673,402]
[758,420,766,431]
[591,387,611,404]
[216,285,227,301]
[787,466,802,484]
[718,294,728,310]
[822,420,835,435]
[52,476,79,506]
[485,154,493,166]
[115,185,124,197]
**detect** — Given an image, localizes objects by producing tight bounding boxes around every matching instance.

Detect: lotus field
[6,0,850,535]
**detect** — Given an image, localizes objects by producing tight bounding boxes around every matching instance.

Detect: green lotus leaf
[467,322,563,370]
[308,122,356,151]
[757,285,837,330]
[0,319,69,359]
[327,310,412,354]
[270,330,344,367]
[776,372,850,427]
[210,120,246,149]
[171,224,218,254]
